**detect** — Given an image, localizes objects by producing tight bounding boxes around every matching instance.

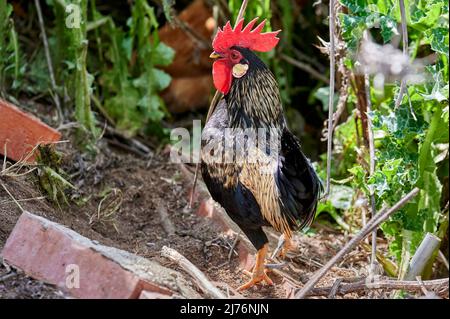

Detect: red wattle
[212,60,232,95]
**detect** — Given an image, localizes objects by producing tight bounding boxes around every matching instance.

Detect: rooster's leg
[238,243,273,291]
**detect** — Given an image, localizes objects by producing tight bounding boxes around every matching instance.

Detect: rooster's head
[210,18,280,95]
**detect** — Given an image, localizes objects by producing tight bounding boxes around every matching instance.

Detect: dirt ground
[0,137,444,299]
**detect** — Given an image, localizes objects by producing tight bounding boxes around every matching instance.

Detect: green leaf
[424,27,449,57]
[153,42,175,66]
[379,15,398,43]
[122,37,133,62]
[313,86,338,111]
[368,171,390,197]
[340,14,365,50]
[421,81,448,103]
[410,1,444,31]
[151,69,171,91]
[138,95,166,122]
[371,103,426,139]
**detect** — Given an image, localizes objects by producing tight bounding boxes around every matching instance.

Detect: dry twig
[321,76,349,141]
[280,54,329,84]
[438,250,449,271]
[305,277,448,297]
[161,246,226,299]
[0,182,24,213]
[228,231,241,262]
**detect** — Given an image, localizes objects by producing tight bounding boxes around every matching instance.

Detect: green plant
[317,0,449,277]
[92,0,174,137]
[48,0,99,149]
[36,144,75,208]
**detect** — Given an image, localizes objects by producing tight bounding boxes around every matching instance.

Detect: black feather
[275,129,322,230]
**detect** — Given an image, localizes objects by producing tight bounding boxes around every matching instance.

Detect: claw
[237,243,274,291]
[238,269,273,291]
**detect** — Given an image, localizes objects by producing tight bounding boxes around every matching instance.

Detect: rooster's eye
[230,51,240,61]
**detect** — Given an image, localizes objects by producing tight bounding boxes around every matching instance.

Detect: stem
[324,0,336,197]
[394,0,408,109]
[10,22,19,80]
[418,107,442,181]
[34,0,63,123]
[365,72,378,275]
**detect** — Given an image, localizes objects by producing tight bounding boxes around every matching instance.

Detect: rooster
[200,18,322,291]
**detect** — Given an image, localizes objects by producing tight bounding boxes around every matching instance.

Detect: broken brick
[0,98,61,163]
[1,211,189,299]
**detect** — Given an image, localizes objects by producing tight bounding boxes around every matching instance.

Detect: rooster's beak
[209,51,222,59]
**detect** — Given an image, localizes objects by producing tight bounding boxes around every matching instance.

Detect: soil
[0,135,444,299]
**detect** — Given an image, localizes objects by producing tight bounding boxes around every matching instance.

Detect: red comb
[212,18,280,53]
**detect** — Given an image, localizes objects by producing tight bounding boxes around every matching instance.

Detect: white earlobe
[232,63,249,78]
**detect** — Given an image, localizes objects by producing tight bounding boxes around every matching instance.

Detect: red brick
[1,212,181,299]
[0,98,61,163]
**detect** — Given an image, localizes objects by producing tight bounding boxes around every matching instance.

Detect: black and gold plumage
[202,46,321,290]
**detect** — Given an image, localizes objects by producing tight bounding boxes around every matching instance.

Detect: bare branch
[280,54,330,84]
[438,250,449,270]
[305,277,448,297]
